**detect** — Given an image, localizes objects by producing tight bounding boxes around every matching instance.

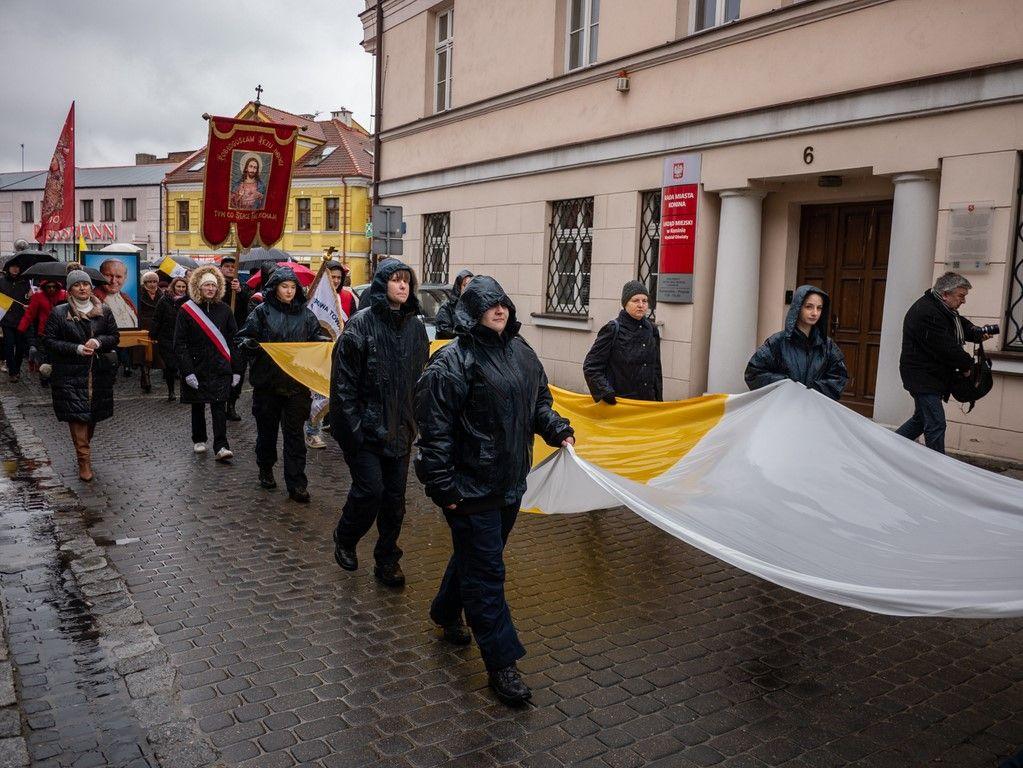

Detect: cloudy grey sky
[0,0,374,172]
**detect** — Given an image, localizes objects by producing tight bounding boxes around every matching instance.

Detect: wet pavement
[1,374,1022,767]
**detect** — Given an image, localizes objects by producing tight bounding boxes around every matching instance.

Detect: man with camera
[895,271,995,453]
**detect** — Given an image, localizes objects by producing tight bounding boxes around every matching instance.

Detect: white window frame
[434,8,454,113]
[690,0,740,33]
[566,0,599,72]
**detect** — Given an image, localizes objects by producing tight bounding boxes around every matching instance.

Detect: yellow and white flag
[258,342,1023,618]
[158,255,188,279]
[0,293,13,323]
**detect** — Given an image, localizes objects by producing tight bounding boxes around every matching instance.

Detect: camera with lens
[978,324,1000,336]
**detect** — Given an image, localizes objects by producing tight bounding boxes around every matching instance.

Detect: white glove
[232,374,241,386]
[185,374,199,389]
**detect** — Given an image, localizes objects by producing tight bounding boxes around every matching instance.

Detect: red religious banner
[36,102,75,245]
[657,153,701,303]
[201,116,299,249]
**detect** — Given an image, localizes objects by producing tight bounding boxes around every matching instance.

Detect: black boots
[289,487,310,503]
[140,368,152,393]
[374,563,405,588]
[226,399,241,421]
[488,665,531,706]
[258,466,277,489]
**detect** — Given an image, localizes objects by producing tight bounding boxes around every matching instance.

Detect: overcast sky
[0,0,374,172]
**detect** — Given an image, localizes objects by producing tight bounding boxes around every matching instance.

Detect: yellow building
[163,103,374,283]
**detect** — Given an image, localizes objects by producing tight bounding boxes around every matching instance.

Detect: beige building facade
[360,0,1023,461]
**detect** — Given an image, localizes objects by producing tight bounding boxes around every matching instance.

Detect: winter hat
[621,280,649,307]
[66,269,92,288]
[199,272,219,288]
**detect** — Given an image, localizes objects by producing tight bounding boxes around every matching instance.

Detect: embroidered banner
[181,300,231,363]
[36,102,75,246]
[200,116,299,249]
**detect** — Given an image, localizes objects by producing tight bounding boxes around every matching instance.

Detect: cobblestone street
[0,377,1021,768]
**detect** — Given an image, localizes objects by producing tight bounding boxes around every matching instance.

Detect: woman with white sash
[173,266,240,460]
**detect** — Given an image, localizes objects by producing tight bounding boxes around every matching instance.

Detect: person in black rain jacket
[236,267,326,502]
[583,280,662,403]
[433,268,474,340]
[219,255,252,421]
[151,277,187,401]
[174,266,239,461]
[330,258,429,588]
[744,284,848,400]
[414,276,574,706]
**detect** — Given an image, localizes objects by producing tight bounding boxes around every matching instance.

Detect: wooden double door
[796,201,893,417]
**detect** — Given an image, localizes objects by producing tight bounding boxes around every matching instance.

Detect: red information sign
[657,153,701,303]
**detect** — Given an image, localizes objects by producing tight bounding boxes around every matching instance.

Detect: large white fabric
[522,381,1023,618]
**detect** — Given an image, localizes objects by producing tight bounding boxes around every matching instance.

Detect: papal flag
[158,255,188,279]
[303,264,347,425]
[0,293,14,323]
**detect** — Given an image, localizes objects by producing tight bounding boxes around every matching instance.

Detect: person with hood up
[151,277,188,401]
[414,276,574,705]
[173,266,240,461]
[219,255,252,421]
[43,270,120,482]
[1,259,32,382]
[583,280,662,403]
[744,284,848,400]
[18,279,67,385]
[330,259,429,588]
[433,269,474,340]
[237,267,327,502]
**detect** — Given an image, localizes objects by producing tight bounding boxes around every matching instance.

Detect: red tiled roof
[164,103,373,185]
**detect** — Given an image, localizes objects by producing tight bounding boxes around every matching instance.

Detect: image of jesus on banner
[228,151,270,210]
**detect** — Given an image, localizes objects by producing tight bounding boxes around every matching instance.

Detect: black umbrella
[237,247,291,266]
[2,249,57,273]
[21,262,109,285]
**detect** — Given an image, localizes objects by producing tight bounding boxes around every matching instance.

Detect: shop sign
[657,153,701,303]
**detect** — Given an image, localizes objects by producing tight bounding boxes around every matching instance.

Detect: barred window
[422,212,450,284]
[638,191,661,316]
[325,197,340,231]
[1007,169,1023,350]
[545,197,593,316]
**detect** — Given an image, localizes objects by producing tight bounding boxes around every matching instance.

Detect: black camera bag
[949,341,993,413]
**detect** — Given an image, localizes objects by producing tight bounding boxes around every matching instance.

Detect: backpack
[949,341,994,413]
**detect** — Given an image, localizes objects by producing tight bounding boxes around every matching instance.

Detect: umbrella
[21,262,109,285]
[237,247,291,266]
[149,254,199,269]
[99,242,143,253]
[2,249,58,273]
[247,262,315,289]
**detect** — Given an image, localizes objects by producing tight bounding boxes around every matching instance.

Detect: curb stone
[0,602,27,768]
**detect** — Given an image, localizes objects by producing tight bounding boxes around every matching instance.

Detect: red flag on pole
[36,102,75,245]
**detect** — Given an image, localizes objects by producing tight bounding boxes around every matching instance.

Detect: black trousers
[252,389,310,491]
[431,504,525,672]
[2,328,27,377]
[191,402,228,451]
[334,450,410,567]
[163,367,177,394]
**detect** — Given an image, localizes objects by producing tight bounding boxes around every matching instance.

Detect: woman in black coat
[744,284,848,400]
[434,268,474,339]
[43,270,120,482]
[137,270,162,393]
[151,277,187,401]
[583,281,663,403]
[174,266,239,461]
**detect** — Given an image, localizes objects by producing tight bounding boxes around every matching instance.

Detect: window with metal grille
[325,197,340,231]
[297,198,311,231]
[422,212,450,284]
[638,191,661,316]
[1006,165,1023,350]
[545,197,593,316]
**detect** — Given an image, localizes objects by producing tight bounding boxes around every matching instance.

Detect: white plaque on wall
[945,202,994,272]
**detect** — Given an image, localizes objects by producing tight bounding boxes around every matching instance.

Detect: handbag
[949,341,993,413]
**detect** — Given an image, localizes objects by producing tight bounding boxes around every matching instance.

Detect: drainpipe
[159,180,166,259]
[341,176,348,266]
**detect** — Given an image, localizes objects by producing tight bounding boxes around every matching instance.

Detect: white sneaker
[306,434,327,449]
[215,447,233,462]
[193,443,207,453]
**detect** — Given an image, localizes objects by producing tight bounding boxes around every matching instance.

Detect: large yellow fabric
[262,340,728,482]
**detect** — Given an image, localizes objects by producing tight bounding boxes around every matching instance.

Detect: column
[873,173,940,425]
[707,189,767,393]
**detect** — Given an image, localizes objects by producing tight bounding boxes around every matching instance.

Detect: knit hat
[66,269,92,288]
[621,280,649,307]
[199,272,219,288]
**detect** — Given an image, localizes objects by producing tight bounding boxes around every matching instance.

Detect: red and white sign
[657,153,701,303]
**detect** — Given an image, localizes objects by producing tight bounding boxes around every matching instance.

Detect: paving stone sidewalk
[1,376,1022,767]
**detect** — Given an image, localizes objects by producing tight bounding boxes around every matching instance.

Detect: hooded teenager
[744,284,848,400]
[414,276,574,706]
[43,270,120,482]
[583,280,663,403]
[433,269,474,340]
[330,258,429,587]
[173,266,240,461]
[236,267,327,502]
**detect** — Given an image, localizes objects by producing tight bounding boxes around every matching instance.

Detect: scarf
[70,296,94,316]
[931,289,964,346]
